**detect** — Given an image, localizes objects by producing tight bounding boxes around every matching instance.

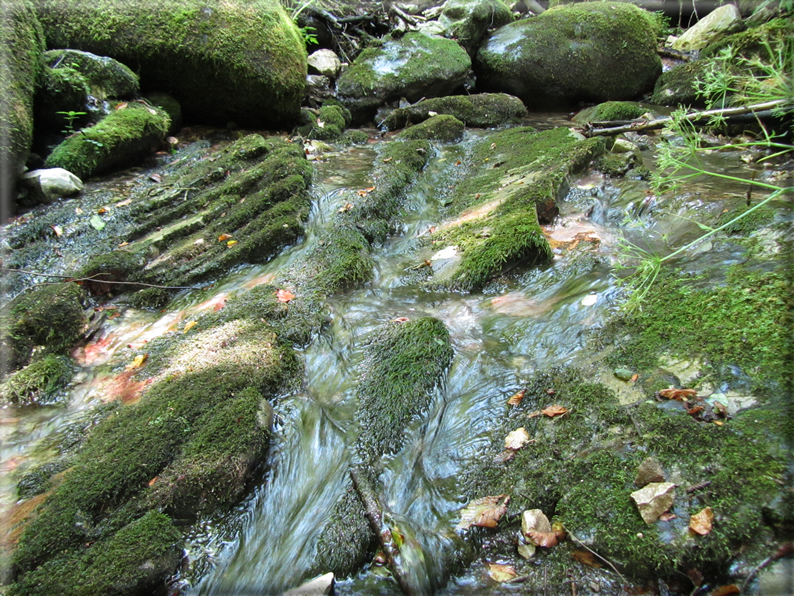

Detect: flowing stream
[1,116,779,595]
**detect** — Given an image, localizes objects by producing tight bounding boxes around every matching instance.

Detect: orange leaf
[571,549,602,568]
[630,373,639,382]
[218,233,233,242]
[487,562,517,582]
[457,494,510,530]
[97,207,107,215]
[507,389,526,406]
[276,289,295,303]
[689,507,714,535]
[659,388,697,400]
[364,186,376,192]
[148,476,158,486]
[527,530,559,547]
[115,102,128,110]
[541,405,568,417]
[686,405,705,416]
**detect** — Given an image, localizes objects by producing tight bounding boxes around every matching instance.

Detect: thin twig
[1,268,193,290]
[566,528,628,587]
[740,543,794,594]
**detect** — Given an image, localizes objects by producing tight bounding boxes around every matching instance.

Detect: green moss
[395,114,465,142]
[464,367,788,583]
[429,126,605,290]
[0,283,86,371]
[573,101,647,124]
[0,354,74,405]
[17,460,72,500]
[0,0,46,181]
[301,104,347,140]
[439,0,514,54]
[35,66,91,130]
[339,129,370,145]
[355,317,454,460]
[650,60,713,107]
[718,203,776,235]
[34,0,306,127]
[604,266,789,392]
[43,49,139,99]
[44,102,170,179]
[144,92,181,134]
[476,2,661,107]
[73,250,146,295]
[384,93,527,131]
[700,17,793,60]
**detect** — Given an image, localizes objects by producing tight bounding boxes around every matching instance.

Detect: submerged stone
[395,114,465,142]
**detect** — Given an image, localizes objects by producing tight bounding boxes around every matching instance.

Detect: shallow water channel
[1,116,780,595]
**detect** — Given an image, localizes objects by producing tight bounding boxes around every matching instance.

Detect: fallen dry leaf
[487,563,517,582]
[630,373,639,382]
[507,389,526,406]
[148,476,158,486]
[658,388,698,401]
[218,233,233,242]
[338,202,354,213]
[97,207,107,215]
[149,173,162,183]
[659,513,677,522]
[571,549,602,568]
[116,198,133,207]
[521,509,551,535]
[125,353,148,371]
[689,506,714,535]
[541,405,568,418]
[709,586,740,596]
[504,427,531,450]
[364,186,376,192]
[118,241,129,248]
[183,321,197,333]
[226,240,237,247]
[457,494,510,530]
[527,530,559,547]
[51,225,63,237]
[115,102,128,110]
[493,450,516,463]
[276,289,295,303]
[631,482,676,524]
[687,405,705,416]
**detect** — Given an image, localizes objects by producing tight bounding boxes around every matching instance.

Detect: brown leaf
[338,202,354,213]
[687,568,703,587]
[457,494,510,530]
[507,389,526,406]
[541,405,568,418]
[148,476,158,486]
[658,388,698,400]
[492,450,516,463]
[527,530,559,547]
[689,506,714,535]
[218,233,233,242]
[97,207,107,215]
[659,512,677,522]
[527,411,542,418]
[149,173,162,183]
[504,427,531,450]
[487,563,517,582]
[686,405,705,416]
[364,186,376,192]
[631,482,676,524]
[630,373,639,382]
[571,549,602,568]
[276,289,295,303]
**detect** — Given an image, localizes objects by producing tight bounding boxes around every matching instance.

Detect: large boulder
[671,4,744,51]
[336,32,471,123]
[476,2,662,108]
[33,0,307,127]
[43,49,139,99]
[384,92,527,130]
[0,0,45,191]
[438,0,514,54]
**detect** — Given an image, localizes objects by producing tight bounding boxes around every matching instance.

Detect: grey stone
[282,572,334,596]
[672,4,743,52]
[308,49,342,78]
[634,457,666,487]
[19,168,83,204]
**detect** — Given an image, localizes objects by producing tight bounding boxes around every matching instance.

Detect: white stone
[282,572,334,596]
[672,5,743,52]
[308,49,342,78]
[19,168,83,204]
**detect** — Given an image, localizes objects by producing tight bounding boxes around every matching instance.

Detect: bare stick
[583,100,789,137]
[350,467,417,596]
[1,268,193,290]
[566,528,628,587]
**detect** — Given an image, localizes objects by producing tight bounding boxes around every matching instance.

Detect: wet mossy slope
[429,126,605,290]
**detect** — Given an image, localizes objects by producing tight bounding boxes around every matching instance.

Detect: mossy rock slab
[438,0,514,54]
[298,104,348,140]
[0,354,74,406]
[427,126,605,290]
[337,32,472,124]
[44,102,170,179]
[476,2,662,107]
[395,114,465,142]
[384,92,527,131]
[650,60,712,107]
[34,0,307,127]
[0,0,45,188]
[43,49,139,100]
[572,101,649,124]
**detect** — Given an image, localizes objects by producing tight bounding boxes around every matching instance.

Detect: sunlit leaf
[116,198,133,207]
[689,506,714,535]
[487,563,517,582]
[276,289,295,303]
[183,321,197,333]
[658,388,697,400]
[457,494,510,530]
[227,240,237,247]
[126,353,148,371]
[51,225,63,237]
[148,476,158,486]
[504,427,531,450]
[218,233,233,242]
[89,215,106,231]
[507,389,526,406]
[541,405,568,417]
[115,102,128,110]
[709,585,739,596]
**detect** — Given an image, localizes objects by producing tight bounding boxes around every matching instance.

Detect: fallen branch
[1,268,193,290]
[350,467,417,596]
[583,99,790,137]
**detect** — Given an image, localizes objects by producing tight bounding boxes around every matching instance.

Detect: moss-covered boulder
[0,282,86,372]
[34,0,307,127]
[144,92,181,135]
[33,66,91,133]
[43,49,139,100]
[427,126,605,290]
[438,0,514,54]
[0,354,73,406]
[384,92,527,131]
[0,0,45,186]
[395,114,465,141]
[650,60,712,107]
[476,2,662,107]
[44,102,170,179]
[298,104,348,140]
[572,101,648,125]
[336,32,472,123]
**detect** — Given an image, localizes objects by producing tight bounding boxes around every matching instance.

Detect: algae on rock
[384,93,527,131]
